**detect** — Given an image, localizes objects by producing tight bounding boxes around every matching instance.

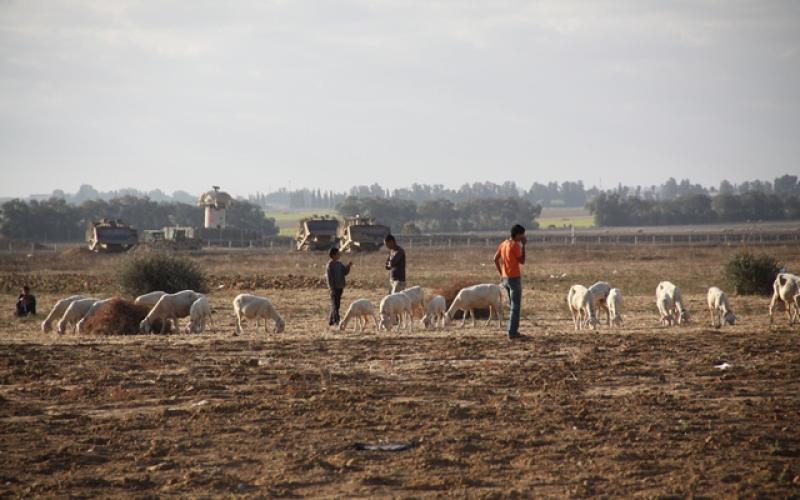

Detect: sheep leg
[600,303,611,326]
[470,309,476,328]
[769,293,779,324]
[372,313,380,331]
[234,314,243,336]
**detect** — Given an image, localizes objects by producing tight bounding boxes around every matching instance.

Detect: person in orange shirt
[493,224,526,339]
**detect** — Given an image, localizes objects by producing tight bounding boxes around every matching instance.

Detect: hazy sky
[1,0,798,198]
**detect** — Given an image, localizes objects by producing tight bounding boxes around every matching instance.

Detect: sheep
[399,285,425,318]
[134,291,167,309]
[233,294,285,335]
[421,295,447,330]
[769,273,800,324]
[378,293,414,331]
[57,298,100,334]
[339,299,380,332]
[41,295,84,333]
[139,290,203,334]
[656,281,689,324]
[185,296,216,334]
[588,281,612,325]
[707,286,736,328]
[607,288,623,327]
[444,284,504,329]
[75,298,113,334]
[656,286,676,326]
[567,285,598,330]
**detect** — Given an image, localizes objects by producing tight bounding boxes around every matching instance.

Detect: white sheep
[57,298,100,334]
[707,286,736,327]
[421,295,447,330]
[139,290,203,334]
[769,273,800,324]
[75,298,113,334]
[339,298,380,332]
[378,293,414,331]
[567,285,598,330]
[656,281,689,325]
[607,288,623,327]
[233,294,285,335]
[444,284,504,329]
[588,281,612,325]
[656,286,675,326]
[134,291,167,309]
[41,295,84,333]
[185,296,216,334]
[399,285,425,318]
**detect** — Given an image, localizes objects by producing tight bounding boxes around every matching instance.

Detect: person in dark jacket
[325,247,352,327]
[384,234,406,293]
[16,286,36,317]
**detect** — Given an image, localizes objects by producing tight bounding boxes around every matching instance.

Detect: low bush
[118,253,207,296]
[81,298,171,335]
[724,251,781,295]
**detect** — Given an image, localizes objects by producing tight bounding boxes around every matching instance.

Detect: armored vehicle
[86,219,138,252]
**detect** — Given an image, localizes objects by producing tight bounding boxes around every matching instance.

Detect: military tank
[86,219,138,252]
[338,215,390,253]
[294,216,340,251]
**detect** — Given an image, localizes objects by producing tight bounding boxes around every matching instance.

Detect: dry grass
[81,297,171,335]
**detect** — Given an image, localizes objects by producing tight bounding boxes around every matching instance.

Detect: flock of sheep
[38,272,800,336]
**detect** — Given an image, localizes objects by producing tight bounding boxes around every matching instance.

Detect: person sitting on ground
[16,286,36,317]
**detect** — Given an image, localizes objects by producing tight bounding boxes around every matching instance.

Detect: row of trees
[0,197,278,242]
[336,197,542,233]
[587,191,800,227]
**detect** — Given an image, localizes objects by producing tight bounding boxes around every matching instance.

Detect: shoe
[508,333,528,340]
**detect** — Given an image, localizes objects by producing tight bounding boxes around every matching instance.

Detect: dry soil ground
[1,244,799,497]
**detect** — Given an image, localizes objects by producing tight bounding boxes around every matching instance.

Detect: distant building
[198,186,233,229]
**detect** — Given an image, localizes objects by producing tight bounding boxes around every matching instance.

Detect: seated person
[16,286,36,316]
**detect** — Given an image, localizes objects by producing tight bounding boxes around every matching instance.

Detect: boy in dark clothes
[325,248,352,327]
[16,286,36,317]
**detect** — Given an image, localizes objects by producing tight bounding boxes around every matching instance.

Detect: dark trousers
[16,300,36,317]
[329,288,343,326]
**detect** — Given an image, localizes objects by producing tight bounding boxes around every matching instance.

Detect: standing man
[493,224,526,339]
[325,248,352,328]
[384,234,406,293]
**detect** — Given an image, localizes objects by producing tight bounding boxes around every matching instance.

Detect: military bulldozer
[295,217,340,251]
[338,216,390,253]
[86,219,138,252]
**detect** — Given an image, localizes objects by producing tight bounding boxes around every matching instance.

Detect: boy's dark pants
[329,288,343,326]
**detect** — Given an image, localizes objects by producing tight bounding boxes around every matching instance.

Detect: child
[16,285,37,317]
[325,247,352,327]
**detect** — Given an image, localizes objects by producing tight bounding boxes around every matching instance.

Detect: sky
[1,0,798,198]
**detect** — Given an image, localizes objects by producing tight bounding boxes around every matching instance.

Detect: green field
[537,215,595,229]
[265,210,338,236]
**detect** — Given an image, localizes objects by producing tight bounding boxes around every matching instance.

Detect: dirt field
[1,245,799,497]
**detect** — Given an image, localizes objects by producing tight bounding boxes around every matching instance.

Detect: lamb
[185,296,216,334]
[656,286,676,326]
[707,286,736,327]
[339,299,380,332]
[769,273,800,324]
[378,293,414,331]
[134,291,167,309]
[57,298,100,334]
[588,281,612,325]
[656,281,689,324]
[139,290,204,334]
[399,285,425,318]
[75,298,113,334]
[607,288,623,327]
[421,295,447,330]
[445,284,504,329]
[41,295,84,333]
[567,285,598,330]
[233,294,285,335]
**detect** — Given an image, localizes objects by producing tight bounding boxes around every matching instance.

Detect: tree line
[0,196,279,242]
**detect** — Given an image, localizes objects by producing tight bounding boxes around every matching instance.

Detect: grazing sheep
[656,281,689,325]
[656,287,676,326]
[707,286,736,327]
[134,291,167,309]
[139,290,203,334]
[445,284,504,329]
[41,295,84,333]
[399,285,425,318]
[76,298,113,334]
[233,294,285,335]
[607,288,623,327]
[339,299,380,332]
[185,296,216,334]
[567,285,598,331]
[57,298,100,334]
[379,293,414,331]
[769,273,800,324]
[421,295,447,330]
[588,281,612,326]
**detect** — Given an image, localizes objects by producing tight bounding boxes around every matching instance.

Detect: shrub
[81,298,172,335]
[724,251,780,295]
[118,253,207,296]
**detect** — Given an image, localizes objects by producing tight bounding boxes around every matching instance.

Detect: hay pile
[433,279,494,320]
[81,298,171,335]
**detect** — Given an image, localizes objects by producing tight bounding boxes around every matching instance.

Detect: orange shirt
[497,239,523,278]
